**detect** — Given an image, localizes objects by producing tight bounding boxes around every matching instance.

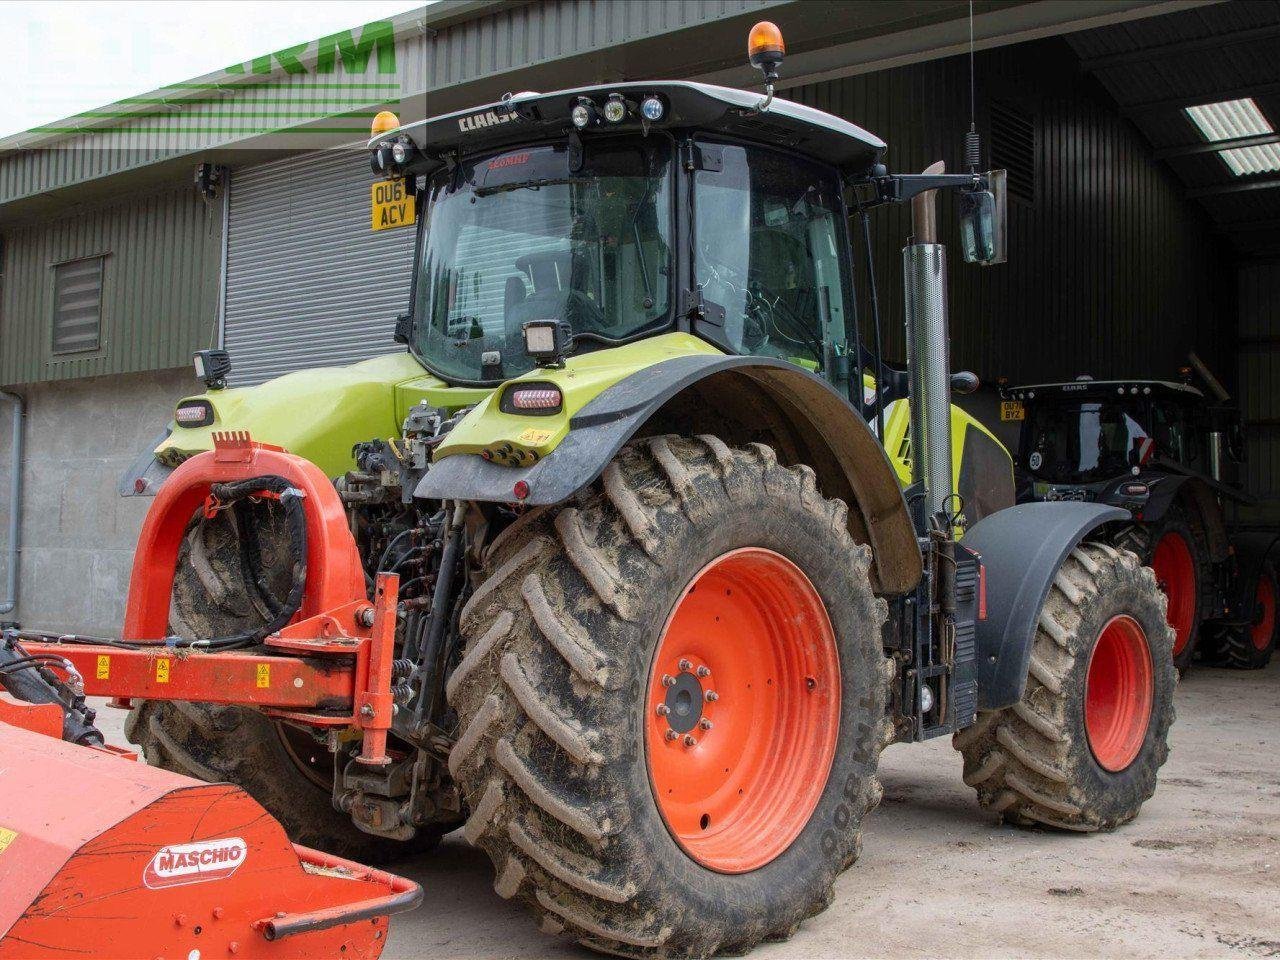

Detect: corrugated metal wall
[0,184,222,386]
[222,150,415,385]
[1238,262,1280,524]
[791,39,1235,386]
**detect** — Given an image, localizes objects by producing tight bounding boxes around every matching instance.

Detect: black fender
[417,354,923,595]
[963,502,1127,711]
[117,427,175,497]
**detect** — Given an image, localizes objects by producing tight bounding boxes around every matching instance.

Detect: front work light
[193,349,232,390]
[391,141,410,165]
[571,99,597,129]
[603,93,627,124]
[641,96,664,122]
[522,320,571,367]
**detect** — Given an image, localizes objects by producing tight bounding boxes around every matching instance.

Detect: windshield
[693,142,854,376]
[412,140,673,382]
[1024,400,1152,482]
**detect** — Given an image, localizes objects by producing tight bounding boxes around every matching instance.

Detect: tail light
[175,400,214,427]
[502,384,562,415]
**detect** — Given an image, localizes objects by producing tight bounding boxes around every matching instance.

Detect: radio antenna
[965,1,980,173]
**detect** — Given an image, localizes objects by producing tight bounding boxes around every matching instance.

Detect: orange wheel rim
[1084,615,1154,773]
[1151,531,1195,656]
[1253,574,1276,652]
[645,548,840,874]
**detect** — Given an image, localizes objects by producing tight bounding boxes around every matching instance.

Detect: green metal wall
[0,183,222,386]
[790,38,1235,387]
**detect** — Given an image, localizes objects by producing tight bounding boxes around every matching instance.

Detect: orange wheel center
[645,548,840,874]
[1151,531,1195,655]
[1253,574,1276,653]
[1084,615,1154,773]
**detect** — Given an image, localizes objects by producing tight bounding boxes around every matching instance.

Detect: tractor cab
[1006,377,1246,503]
[373,81,883,395]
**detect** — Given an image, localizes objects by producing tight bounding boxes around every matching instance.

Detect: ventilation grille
[989,101,1036,204]
[52,256,104,355]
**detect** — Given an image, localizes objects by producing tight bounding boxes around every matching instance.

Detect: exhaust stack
[903,161,953,519]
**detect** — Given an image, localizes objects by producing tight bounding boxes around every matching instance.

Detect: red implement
[0,722,420,959]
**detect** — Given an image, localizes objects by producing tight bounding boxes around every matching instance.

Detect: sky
[0,1,432,138]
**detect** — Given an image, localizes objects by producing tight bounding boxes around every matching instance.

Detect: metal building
[0,0,1276,633]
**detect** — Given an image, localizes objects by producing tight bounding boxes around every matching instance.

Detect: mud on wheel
[955,542,1176,831]
[125,502,439,863]
[447,436,893,957]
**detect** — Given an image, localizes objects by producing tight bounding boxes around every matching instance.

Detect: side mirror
[959,170,1007,266]
[950,371,980,395]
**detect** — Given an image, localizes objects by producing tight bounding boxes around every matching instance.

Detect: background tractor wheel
[955,542,1176,831]
[1209,562,1277,670]
[125,503,439,863]
[1114,507,1203,672]
[447,436,892,957]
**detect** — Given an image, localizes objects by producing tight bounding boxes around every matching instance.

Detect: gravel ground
[95,659,1280,959]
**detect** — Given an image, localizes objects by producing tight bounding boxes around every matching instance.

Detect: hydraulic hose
[174,475,309,650]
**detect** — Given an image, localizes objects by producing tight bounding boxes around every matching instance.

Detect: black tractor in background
[1004,372,1277,672]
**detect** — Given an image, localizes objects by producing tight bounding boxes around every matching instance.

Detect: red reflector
[978,562,988,621]
[513,480,531,500]
[134,477,147,494]
[509,387,561,410]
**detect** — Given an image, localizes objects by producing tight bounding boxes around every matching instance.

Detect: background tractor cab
[1006,372,1276,672]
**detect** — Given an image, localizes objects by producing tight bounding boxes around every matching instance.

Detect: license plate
[371,179,416,232]
[1000,400,1025,422]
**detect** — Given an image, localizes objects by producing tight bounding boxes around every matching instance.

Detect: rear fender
[963,502,1127,711]
[418,354,923,595]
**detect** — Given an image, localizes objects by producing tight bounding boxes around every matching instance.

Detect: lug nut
[665,730,678,742]
[678,658,692,671]
[662,674,676,687]
[683,735,697,747]
[705,690,719,702]
[655,704,670,717]
[696,665,710,678]
[699,718,713,731]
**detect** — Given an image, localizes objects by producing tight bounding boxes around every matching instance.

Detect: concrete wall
[0,367,191,635]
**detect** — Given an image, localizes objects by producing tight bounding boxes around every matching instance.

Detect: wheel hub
[645,547,840,874]
[659,666,708,736]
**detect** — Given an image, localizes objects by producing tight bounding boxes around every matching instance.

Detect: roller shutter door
[223,149,415,386]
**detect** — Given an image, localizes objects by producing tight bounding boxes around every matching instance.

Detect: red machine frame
[19,433,399,764]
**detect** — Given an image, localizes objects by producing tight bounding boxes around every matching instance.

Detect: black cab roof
[374,81,887,175]
[1005,379,1205,402]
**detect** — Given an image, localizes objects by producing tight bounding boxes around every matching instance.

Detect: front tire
[447,437,892,957]
[955,542,1176,831]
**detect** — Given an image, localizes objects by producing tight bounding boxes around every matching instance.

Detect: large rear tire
[125,503,439,863]
[447,437,892,957]
[955,542,1176,831]
[1115,507,1202,672]
[1210,562,1277,670]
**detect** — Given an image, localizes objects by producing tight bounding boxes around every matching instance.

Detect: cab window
[692,143,853,378]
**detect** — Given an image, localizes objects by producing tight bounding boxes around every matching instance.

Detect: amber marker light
[370,110,401,137]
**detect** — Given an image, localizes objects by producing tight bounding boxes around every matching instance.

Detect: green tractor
[119,24,1176,957]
